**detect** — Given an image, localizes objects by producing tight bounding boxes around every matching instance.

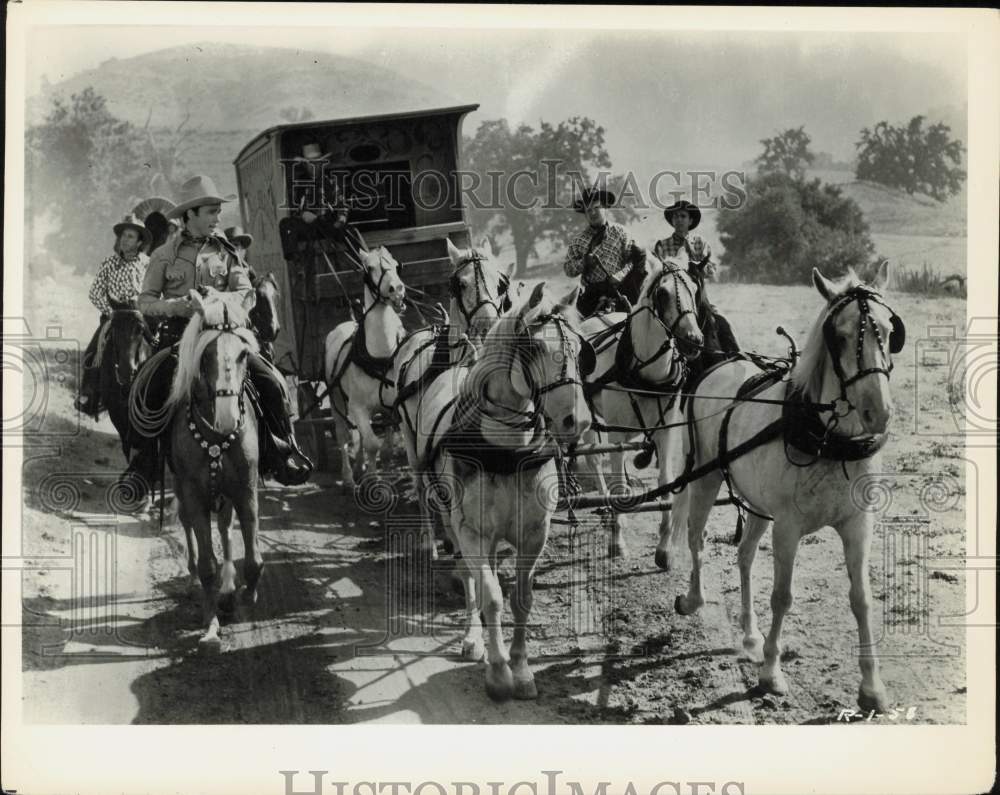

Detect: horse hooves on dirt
[217,591,237,617]
[674,594,703,616]
[485,663,515,702]
[654,548,670,570]
[198,635,223,656]
[513,678,538,700]
[758,671,790,696]
[857,685,890,714]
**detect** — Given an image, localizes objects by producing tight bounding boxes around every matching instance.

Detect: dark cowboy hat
[113,213,152,249]
[167,175,237,219]
[663,199,702,230]
[573,187,617,213]
[224,225,253,249]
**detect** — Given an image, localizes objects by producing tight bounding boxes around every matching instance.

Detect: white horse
[412,282,593,700]
[390,238,514,551]
[323,246,407,487]
[667,261,903,712]
[576,254,704,558]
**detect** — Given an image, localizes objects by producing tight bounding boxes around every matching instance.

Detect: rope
[128,350,176,439]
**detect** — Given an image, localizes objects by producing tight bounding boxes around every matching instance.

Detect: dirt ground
[16,282,968,725]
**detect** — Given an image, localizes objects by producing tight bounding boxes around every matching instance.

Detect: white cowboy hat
[166,175,237,219]
[113,213,152,249]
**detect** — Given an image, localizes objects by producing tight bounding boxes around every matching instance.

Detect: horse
[100,298,156,460]
[164,288,262,653]
[249,271,281,364]
[323,246,407,487]
[666,260,904,712]
[412,282,594,700]
[576,254,704,558]
[389,237,514,547]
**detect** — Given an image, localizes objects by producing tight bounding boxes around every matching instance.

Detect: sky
[24,23,967,168]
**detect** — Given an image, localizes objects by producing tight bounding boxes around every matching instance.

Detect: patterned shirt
[563,222,633,285]
[139,231,252,318]
[88,252,149,317]
[653,233,712,266]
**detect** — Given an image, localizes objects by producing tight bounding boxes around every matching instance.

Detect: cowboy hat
[663,199,702,230]
[573,187,617,213]
[294,142,329,161]
[224,225,253,249]
[113,213,152,249]
[131,196,176,223]
[166,175,237,219]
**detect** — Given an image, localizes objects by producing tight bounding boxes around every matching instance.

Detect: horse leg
[653,427,680,570]
[177,499,200,594]
[737,514,771,662]
[234,493,263,605]
[758,521,801,696]
[605,446,629,558]
[836,513,889,712]
[675,472,723,615]
[509,535,546,699]
[331,392,356,488]
[216,501,238,617]
[355,409,380,479]
[457,552,484,662]
[179,482,221,654]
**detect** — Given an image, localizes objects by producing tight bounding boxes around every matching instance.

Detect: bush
[717,171,874,284]
[895,263,966,297]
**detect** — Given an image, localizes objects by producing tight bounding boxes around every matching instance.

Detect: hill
[28,43,454,132]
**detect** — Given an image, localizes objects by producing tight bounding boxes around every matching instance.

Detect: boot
[263,431,314,486]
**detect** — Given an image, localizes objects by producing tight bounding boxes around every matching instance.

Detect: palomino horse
[249,271,281,364]
[577,254,704,557]
[323,246,407,487]
[390,238,513,550]
[165,288,262,653]
[668,261,903,711]
[413,282,593,700]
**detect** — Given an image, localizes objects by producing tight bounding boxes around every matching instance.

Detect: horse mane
[166,293,259,411]
[790,269,865,396]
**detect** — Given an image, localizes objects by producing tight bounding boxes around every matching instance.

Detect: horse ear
[446,238,462,264]
[869,258,890,290]
[562,285,581,307]
[527,281,546,309]
[812,268,837,302]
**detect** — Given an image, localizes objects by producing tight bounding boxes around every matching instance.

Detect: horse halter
[514,314,595,402]
[822,286,905,402]
[627,263,699,369]
[364,250,402,307]
[449,251,511,327]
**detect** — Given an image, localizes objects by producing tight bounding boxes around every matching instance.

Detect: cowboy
[563,187,646,318]
[74,214,152,417]
[224,225,257,283]
[129,175,313,495]
[653,199,740,356]
[290,141,330,222]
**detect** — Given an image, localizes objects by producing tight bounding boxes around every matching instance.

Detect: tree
[855,116,965,201]
[755,126,815,181]
[717,171,874,284]
[462,117,638,276]
[25,88,186,273]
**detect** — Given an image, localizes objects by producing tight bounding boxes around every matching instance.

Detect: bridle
[108,308,155,388]
[449,251,512,328]
[197,304,253,401]
[625,262,700,371]
[364,249,403,308]
[822,285,905,412]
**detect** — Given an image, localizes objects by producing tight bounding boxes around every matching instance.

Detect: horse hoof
[513,678,538,700]
[461,638,485,662]
[654,548,670,570]
[857,685,889,714]
[485,663,515,702]
[759,671,789,696]
[674,594,702,616]
[241,587,259,606]
[198,635,222,655]
[742,635,765,663]
[217,591,237,616]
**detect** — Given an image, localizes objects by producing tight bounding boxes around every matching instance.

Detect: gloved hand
[583,252,599,272]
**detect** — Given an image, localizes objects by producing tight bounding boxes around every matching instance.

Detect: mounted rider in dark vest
[563,187,647,318]
[653,199,740,364]
[128,175,313,499]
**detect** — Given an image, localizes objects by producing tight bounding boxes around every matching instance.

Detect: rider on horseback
[563,187,647,318]
[128,175,313,497]
[75,214,152,418]
[653,199,740,359]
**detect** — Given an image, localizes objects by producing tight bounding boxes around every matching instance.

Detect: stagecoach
[232,104,480,465]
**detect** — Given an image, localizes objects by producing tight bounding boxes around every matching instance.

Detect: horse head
[249,271,281,344]
[362,246,406,312]
[490,282,593,445]
[106,297,153,387]
[446,237,512,344]
[802,259,901,436]
[168,289,259,435]
[635,254,704,362]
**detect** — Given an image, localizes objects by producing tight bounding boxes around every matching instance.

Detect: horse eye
[237,349,249,362]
